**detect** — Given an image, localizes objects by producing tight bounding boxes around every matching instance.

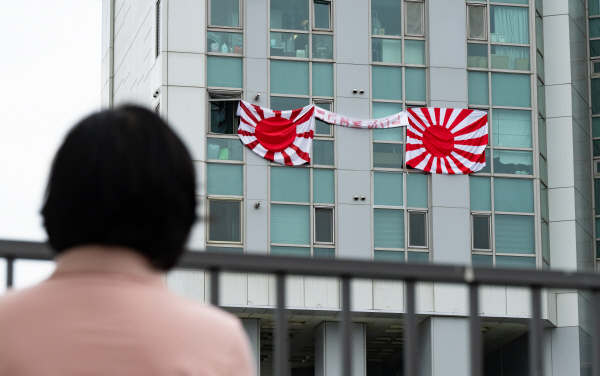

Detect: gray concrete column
[417,317,470,376]
[315,322,366,376]
[241,319,260,376]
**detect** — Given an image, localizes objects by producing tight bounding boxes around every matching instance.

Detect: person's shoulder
[168,293,242,332]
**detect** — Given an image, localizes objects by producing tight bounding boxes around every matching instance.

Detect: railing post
[403,279,416,376]
[529,286,543,376]
[592,289,600,376]
[341,276,352,376]
[275,273,288,376]
[6,256,14,289]
[469,283,482,376]
[210,268,220,306]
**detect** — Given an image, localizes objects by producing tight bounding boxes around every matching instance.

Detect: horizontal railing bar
[178,252,600,290]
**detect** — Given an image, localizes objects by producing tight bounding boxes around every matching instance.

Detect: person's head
[42,105,197,271]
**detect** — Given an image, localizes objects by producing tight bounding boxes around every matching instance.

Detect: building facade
[101,0,596,374]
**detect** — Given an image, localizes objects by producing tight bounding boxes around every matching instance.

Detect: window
[270,166,336,258]
[209,0,241,28]
[156,0,161,58]
[208,92,241,135]
[207,198,242,243]
[405,1,424,36]
[468,5,486,40]
[472,214,491,250]
[372,172,429,263]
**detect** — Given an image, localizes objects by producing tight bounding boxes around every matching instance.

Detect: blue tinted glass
[313,169,335,204]
[491,73,531,107]
[374,209,404,248]
[472,254,493,267]
[312,63,334,97]
[207,57,243,88]
[207,164,243,196]
[372,66,402,100]
[374,250,405,262]
[407,252,429,264]
[271,167,310,202]
[494,178,534,213]
[271,60,309,95]
[407,174,428,208]
[405,68,426,102]
[314,248,335,258]
[495,214,535,254]
[271,205,310,245]
[496,256,536,269]
[468,71,489,106]
[271,246,311,257]
[374,172,403,207]
[470,177,491,211]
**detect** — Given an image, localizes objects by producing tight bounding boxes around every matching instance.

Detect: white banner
[314,107,408,129]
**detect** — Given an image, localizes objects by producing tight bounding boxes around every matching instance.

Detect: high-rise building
[101,0,595,374]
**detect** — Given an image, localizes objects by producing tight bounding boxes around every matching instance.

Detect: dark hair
[42,105,197,271]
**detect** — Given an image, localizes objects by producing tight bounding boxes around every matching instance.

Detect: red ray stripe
[246,140,260,150]
[253,104,266,120]
[478,149,486,164]
[447,109,474,132]
[421,108,434,128]
[406,149,428,169]
[452,148,481,163]
[423,154,435,173]
[241,103,261,125]
[297,130,314,139]
[293,108,315,126]
[264,151,275,161]
[443,109,453,127]
[290,108,303,120]
[281,150,293,165]
[407,108,428,130]
[406,128,423,140]
[406,143,424,151]
[434,108,441,125]
[454,135,488,147]
[452,116,487,137]
[289,144,311,163]
[448,154,472,174]
[436,157,443,174]
[443,157,456,175]
[238,129,255,137]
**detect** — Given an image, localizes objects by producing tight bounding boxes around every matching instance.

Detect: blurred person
[0,106,255,376]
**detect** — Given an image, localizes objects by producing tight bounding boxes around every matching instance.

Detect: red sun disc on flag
[405,108,488,174]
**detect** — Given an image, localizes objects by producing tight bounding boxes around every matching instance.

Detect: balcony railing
[2,239,600,376]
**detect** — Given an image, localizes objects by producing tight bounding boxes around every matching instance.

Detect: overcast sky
[0,0,101,287]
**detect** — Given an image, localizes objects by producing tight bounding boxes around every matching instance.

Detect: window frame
[404,0,425,37]
[467,4,487,42]
[471,213,492,251]
[207,90,242,136]
[156,0,161,58]
[312,0,333,31]
[207,0,243,29]
[407,209,428,248]
[313,206,335,245]
[206,196,244,245]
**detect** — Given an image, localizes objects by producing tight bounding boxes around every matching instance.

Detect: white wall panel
[166,86,206,161]
[304,277,340,309]
[506,287,530,317]
[433,283,468,314]
[373,280,404,311]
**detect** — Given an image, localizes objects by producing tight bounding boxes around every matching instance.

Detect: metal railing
[3,240,600,376]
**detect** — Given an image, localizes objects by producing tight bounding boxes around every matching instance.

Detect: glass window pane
[494,178,534,213]
[490,6,530,44]
[491,0,528,4]
[372,66,402,100]
[315,208,334,243]
[591,19,600,39]
[406,2,423,35]
[538,115,547,156]
[270,0,309,30]
[407,252,429,264]
[591,40,600,58]
[496,256,536,269]
[473,215,490,249]
[207,163,243,196]
[314,248,335,258]
[206,246,244,254]
[405,40,426,65]
[540,155,548,184]
[595,140,600,157]
[374,250,404,262]
[313,140,334,165]
[595,179,600,215]
[536,51,544,81]
[312,34,333,59]
[315,102,332,135]
[593,118,600,137]
[271,204,310,245]
[210,101,239,134]
[312,62,334,97]
[314,0,330,29]
[597,241,600,258]
[271,167,310,202]
[468,71,489,105]
[374,172,403,207]
[491,45,530,71]
[270,32,309,57]
[479,148,492,173]
[371,0,402,36]
[208,200,241,242]
[271,97,310,111]
[270,60,310,95]
[537,79,546,118]
[491,73,531,107]
[208,31,243,54]
[541,183,548,221]
[210,0,240,27]
[407,174,428,208]
[373,143,404,168]
[591,1,600,16]
[493,150,533,175]
[472,254,493,267]
[372,38,402,63]
[207,57,243,88]
[373,128,403,142]
[409,212,427,247]
[271,246,311,257]
[372,102,404,119]
[470,176,491,211]
[207,137,244,161]
[592,78,600,115]
[468,43,488,68]
[535,13,543,54]
[492,109,532,147]
[542,221,549,263]
[314,169,335,204]
[374,209,404,248]
[495,215,535,254]
[594,62,600,75]
[405,68,427,102]
[468,6,486,39]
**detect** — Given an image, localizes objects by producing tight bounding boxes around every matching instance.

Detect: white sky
[0,0,101,242]
[0,1,101,287]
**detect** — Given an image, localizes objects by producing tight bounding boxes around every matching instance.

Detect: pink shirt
[0,246,255,376]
